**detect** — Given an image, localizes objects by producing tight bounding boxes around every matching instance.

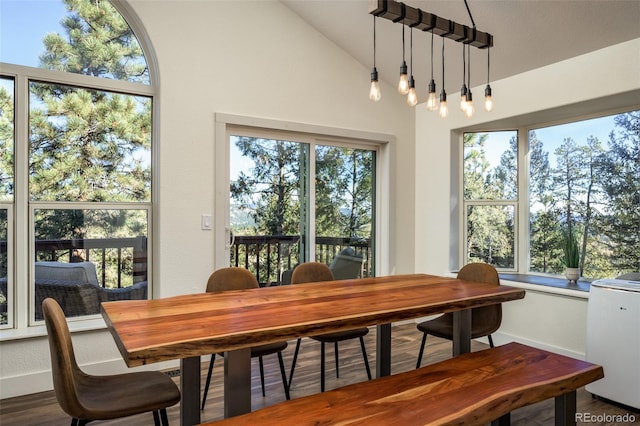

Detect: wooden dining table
[101,273,525,426]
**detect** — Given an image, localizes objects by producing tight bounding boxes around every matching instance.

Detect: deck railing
[231,235,372,286]
[1,234,371,289]
[33,236,148,288]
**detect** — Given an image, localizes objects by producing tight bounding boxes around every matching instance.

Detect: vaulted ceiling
[281,0,640,96]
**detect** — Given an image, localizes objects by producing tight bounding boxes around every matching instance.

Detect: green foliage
[24,0,151,208]
[597,112,640,273]
[231,137,303,236]
[464,132,515,267]
[29,83,151,204]
[40,0,148,83]
[561,229,580,268]
[0,83,14,201]
[467,110,639,278]
[27,0,151,206]
[230,137,374,281]
[231,138,374,242]
[27,0,149,289]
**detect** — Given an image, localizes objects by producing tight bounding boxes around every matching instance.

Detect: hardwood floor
[0,322,636,425]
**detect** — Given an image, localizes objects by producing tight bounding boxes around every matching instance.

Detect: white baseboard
[0,358,179,399]
[0,369,53,399]
[489,331,585,360]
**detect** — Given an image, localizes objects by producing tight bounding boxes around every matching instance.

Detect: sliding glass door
[227,130,376,286]
[314,144,375,280]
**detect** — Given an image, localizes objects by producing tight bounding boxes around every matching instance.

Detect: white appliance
[586,278,640,409]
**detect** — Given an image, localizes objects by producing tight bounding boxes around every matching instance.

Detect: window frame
[461,130,520,272]
[457,107,639,286]
[0,204,13,329]
[463,200,519,272]
[0,1,158,332]
[214,113,393,279]
[227,128,378,276]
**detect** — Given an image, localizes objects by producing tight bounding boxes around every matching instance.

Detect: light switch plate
[201,214,212,230]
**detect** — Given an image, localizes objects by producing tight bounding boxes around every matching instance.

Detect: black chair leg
[71,419,90,426]
[488,334,495,348]
[320,341,326,392]
[334,342,340,378]
[491,412,510,426]
[259,355,266,397]
[160,408,170,426]
[153,410,161,426]
[201,353,216,410]
[416,333,427,369]
[359,336,372,380]
[277,351,291,400]
[288,338,302,389]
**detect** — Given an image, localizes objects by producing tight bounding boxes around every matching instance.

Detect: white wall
[138,0,415,296]
[414,38,640,358]
[1,0,637,399]
[0,0,415,398]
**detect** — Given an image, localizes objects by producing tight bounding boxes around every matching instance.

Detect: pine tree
[40,0,148,82]
[316,146,373,241]
[463,133,514,267]
[598,112,640,273]
[0,84,14,200]
[231,137,303,237]
[29,0,151,243]
[230,138,374,281]
[529,131,564,273]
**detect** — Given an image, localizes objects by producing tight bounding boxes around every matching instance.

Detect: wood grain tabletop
[101,274,525,366]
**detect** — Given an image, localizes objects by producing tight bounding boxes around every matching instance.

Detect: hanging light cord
[441,37,445,88]
[373,16,377,67]
[486,46,491,84]
[430,29,434,79]
[410,27,413,77]
[462,44,466,83]
[464,0,476,28]
[402,25,405,62]
[467,42,471,88]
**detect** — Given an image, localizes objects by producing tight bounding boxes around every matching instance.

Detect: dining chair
[42,298,180,426]
[288,262,372,392]
[415,262,502,368]
[201,267,290,410]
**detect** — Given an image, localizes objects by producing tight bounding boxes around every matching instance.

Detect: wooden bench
[200,342,603,426]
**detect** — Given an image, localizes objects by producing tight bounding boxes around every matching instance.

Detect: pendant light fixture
[484,46,494,111]
[398,25,409,95]
[459,44,468,112]
[464,44,475,118]
[407,27,418,107]
[439,37,448,118]
[368,0,494,117]
[426,29,438,111]
[369,16,381,102]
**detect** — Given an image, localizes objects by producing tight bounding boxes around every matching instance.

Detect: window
[463,131,518,269]
[0,0,154,327]
[227,128,378,285]
[462,111,640,281]
[528,112,639,279]
[0,77,14,327]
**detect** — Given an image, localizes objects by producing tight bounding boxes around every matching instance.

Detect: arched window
[0,0,156,328]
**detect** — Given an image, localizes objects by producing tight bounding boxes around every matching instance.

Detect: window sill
[0,315,107,342]
[499,273,591,299]
[499,273,591,291]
